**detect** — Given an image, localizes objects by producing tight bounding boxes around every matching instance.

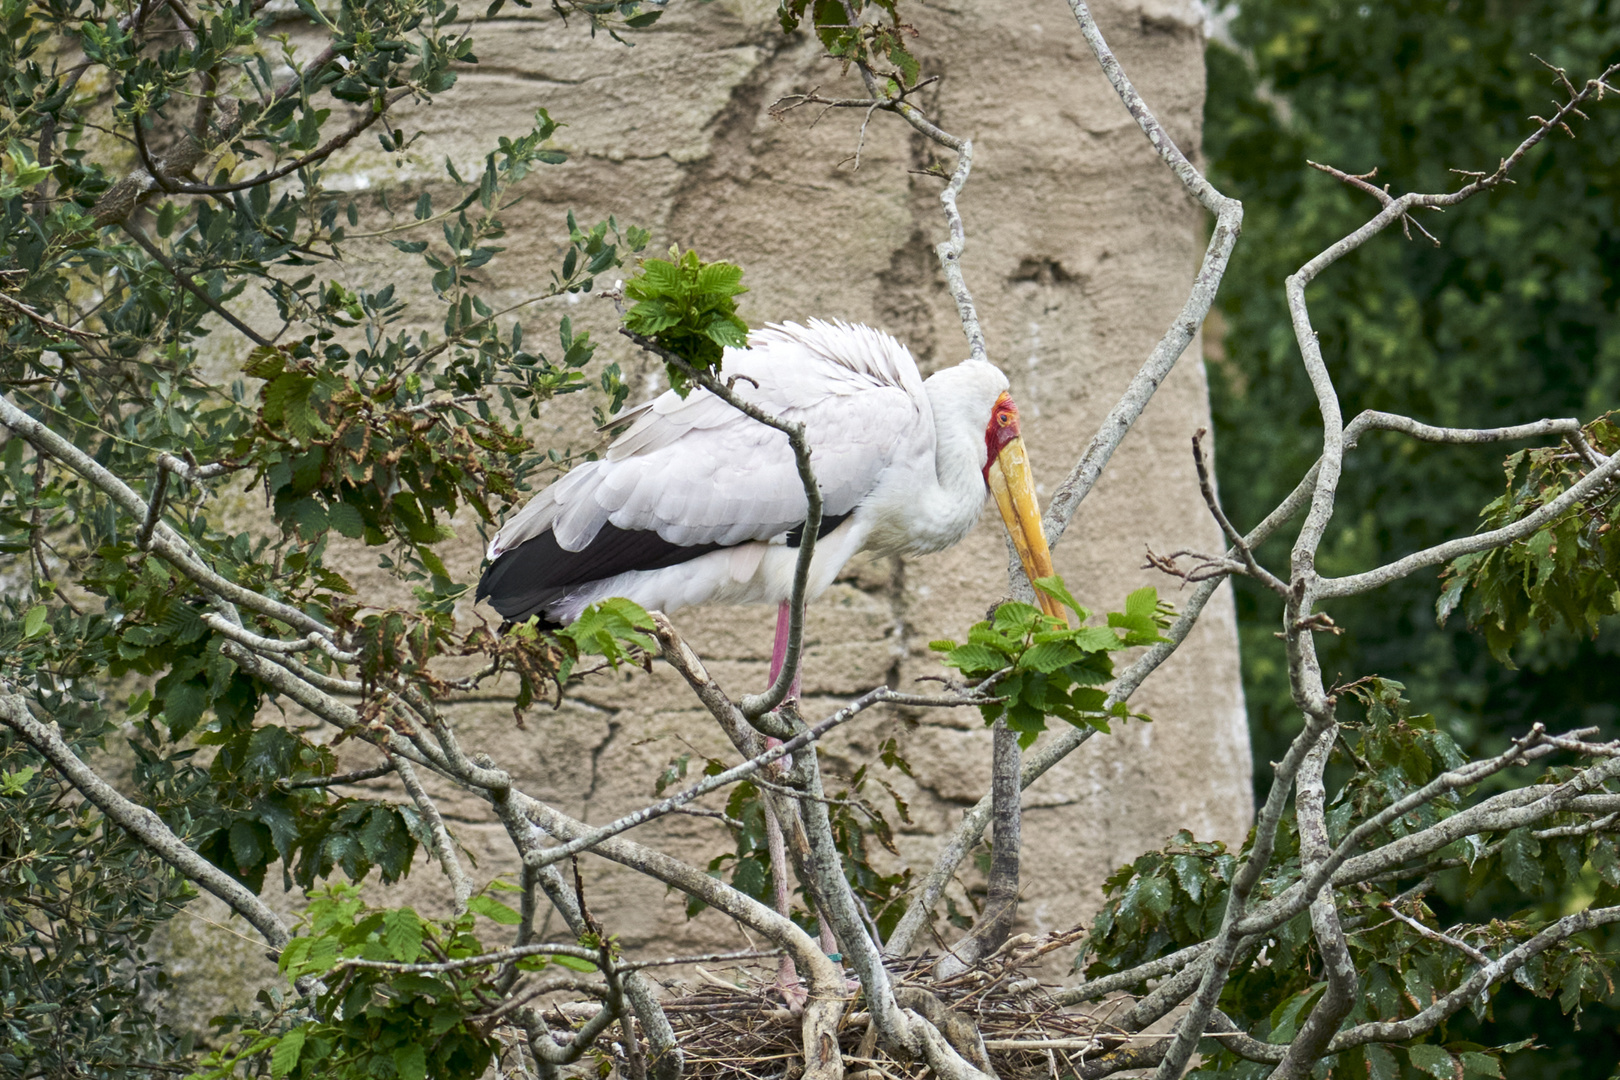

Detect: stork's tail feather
[475,524,726,626]
[475,513,854,629]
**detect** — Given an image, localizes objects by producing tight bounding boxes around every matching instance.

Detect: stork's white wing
[490,320,932,555]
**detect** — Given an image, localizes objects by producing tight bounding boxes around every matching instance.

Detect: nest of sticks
[614,928,1136,1080]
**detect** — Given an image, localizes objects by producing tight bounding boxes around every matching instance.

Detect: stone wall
[160,0,1253,1010]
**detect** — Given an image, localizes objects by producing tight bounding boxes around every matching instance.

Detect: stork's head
[922,359,1064,619]
[981,390,1063,620]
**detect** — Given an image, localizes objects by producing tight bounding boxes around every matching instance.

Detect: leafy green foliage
[929,579,1167,746]
[1,724,197,1078]
[623,246,750,394]
[776,0,922,95]
[1084,681,1619,1079]
[192,886,529,1080]
[1439,414,1620,664]
[553,597,658,672]
[1205,7,1620,1068]
[1205,0,1620,781]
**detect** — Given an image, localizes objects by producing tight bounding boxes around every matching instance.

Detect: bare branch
[1043,1,1243,548]
[336,941,603,974]
[1191,428,1288,594]
[1316,448,1620,598]
[389,751,473,916]
[1268,727,1357,1080]
[1380,901,1491,966]
[524,682,981,868]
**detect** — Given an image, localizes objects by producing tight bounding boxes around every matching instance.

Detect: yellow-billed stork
[476,319,1059,637]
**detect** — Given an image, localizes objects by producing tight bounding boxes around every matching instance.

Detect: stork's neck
[894,374,995,554]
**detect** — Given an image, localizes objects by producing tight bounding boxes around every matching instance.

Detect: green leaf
[270,1026,307,1077]
[327,501,365,539]
[306,935,340,973]
[278,936,312,974]
[1501,828,1543,893]
[22,604,47,639]
[467,894,522,925]
[0,766,37,796]
[1590,834,1620,887]
[1138,874,1172,918]
[1406,1044,1458,1080]
[1267,982,1325,1042]
[1365,1044,1401,1080]
[1169,853,1209,903]
[553,954,597,972]
[1460,1051,1503,1078]
[1033,576,1087,618]
[1124,586,1158,622]
[1020,640,1083,673]
[382,907,423,962]
[945,642,1005,674]
[394,1043,426,1080]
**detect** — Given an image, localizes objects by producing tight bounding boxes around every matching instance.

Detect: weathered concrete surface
[412,0,1250,953]
[162,0,1252,1008]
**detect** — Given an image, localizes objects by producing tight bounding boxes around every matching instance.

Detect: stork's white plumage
[476,319,1057,627]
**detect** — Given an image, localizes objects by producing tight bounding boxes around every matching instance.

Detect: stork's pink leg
[768,600,802,702]
[765,601,808,1010]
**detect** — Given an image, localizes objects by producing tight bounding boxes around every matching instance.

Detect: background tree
[1205,2,1620,1072]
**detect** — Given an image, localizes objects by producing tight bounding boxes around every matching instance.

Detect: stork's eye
[998,412,1012,427]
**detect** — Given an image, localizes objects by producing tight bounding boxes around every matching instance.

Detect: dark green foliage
[623,246,750,394]
[1084,682,1618,1079]
[1204,6,1620,1072]
[191,885,548,1080]
[1439,414,1620,663]
[1,731,197,1079]
[0,0,663,1067]
[1204,0,1620,775]
[776,0,922,93]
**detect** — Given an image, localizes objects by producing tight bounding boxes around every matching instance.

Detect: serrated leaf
[1406,1044,1457,1080]
[286,498,328,540]
[1033,576,1087,618]
[382,907,423,963]
[1124,585,1158,621]
[1501,828,1543,893]
[467,894,522,925]
[1366,1044,1400,1080]
[327,501,365,538]
[1071,626,1120,651]
[1169,853,1208,903]
[394,1043,426,1080]
[1138,874,1172,918]
[306,935,340,973]
[1020,639,1083,673]
[270,1026,306,1077]
[946,642,1006,673]
[277,936,312,974]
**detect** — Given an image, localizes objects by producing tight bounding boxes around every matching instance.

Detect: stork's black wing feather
[476,513,851,626]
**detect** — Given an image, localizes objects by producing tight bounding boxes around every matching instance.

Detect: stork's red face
[983,392,1064,621]
[984,392,1023,477]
